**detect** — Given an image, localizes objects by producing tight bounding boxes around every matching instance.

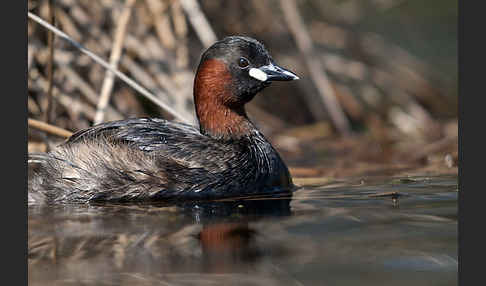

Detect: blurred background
[27,0,458,178]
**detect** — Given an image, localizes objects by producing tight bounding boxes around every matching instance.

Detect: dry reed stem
[28,118,73,138]
[44,0,56,124]
[34,74,97,122]
[179,0,217,48]
[59,66,124,121]
[120,56,164,95]
[54,7,83,42]
[171,1,188,38]
[280,0,351,135]
[27,12,190,123]
[94,0,136,124]
[28,96,41,116]
[28,44,36,72]
[171,7,188,67]
[146,0,176,50]
[404,135,457,163]
[332,83,365,120]
[119,56,194,122]
[171,0,189,68]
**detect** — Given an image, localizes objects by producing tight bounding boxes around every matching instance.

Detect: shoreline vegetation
[27,0,457,179]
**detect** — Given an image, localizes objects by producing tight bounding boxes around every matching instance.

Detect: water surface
[28,175,457,285]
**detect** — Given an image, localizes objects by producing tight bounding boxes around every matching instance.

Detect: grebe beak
[249,62,299,82]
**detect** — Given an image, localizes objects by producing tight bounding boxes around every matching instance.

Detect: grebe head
[194,36,299,139]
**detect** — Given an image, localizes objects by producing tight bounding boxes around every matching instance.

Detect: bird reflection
[181,197,292,273]
[29,195,293,280]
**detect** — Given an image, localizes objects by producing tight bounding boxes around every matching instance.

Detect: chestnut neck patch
[194,59,253,139]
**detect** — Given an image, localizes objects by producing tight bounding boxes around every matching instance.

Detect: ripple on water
[29,175,458,286]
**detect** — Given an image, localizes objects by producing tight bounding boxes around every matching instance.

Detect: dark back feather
[28,118,292,204]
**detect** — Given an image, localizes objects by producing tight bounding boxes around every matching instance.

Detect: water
[28,175,457,286]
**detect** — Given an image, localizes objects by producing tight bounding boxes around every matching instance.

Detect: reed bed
[27,0,457,176]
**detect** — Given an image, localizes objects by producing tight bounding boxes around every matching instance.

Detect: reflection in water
[29,197,303,285]
[29,176,457,286]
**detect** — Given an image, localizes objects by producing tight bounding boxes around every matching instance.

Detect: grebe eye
[238,57,249,68]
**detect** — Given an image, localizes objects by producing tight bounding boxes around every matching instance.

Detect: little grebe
[28,36,299,203]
